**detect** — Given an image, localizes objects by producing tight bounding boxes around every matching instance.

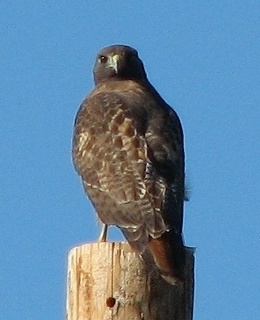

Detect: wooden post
[66,242,194,320]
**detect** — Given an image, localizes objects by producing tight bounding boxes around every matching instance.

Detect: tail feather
[121,227,186,285]
[148,230,186,285]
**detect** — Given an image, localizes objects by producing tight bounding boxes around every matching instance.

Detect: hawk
[72,45,186,285]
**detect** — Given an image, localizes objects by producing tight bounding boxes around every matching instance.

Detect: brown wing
[73,90,167,236]
[73,83,185,284]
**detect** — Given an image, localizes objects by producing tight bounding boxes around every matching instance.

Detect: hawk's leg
[98,223,108,242]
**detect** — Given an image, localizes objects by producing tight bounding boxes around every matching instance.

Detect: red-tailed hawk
[72,45,186,285]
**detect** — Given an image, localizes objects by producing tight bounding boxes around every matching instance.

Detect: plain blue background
[1,1,259,319]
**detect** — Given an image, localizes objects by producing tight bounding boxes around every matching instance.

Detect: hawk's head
[93,45,147,85]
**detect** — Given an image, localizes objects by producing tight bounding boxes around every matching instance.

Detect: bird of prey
[72,45,186,285]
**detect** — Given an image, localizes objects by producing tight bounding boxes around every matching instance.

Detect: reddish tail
[148,230,186,285]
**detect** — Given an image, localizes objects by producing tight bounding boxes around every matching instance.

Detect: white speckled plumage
[72,45,186,285]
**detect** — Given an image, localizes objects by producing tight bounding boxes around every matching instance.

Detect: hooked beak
[107,54,121,73]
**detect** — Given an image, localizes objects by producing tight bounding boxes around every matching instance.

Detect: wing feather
[73,80,186,284]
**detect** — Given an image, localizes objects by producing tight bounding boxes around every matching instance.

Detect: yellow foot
[98,224,108,242]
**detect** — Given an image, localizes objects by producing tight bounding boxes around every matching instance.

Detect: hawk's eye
[99,55,108,64]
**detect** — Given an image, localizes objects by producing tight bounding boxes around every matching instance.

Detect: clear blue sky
[1,1,259,319]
